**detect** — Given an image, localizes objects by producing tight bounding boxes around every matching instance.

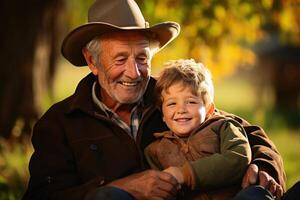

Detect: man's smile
[117,80,141,87]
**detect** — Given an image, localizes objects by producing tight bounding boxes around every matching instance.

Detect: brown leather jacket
[22,73,286,200]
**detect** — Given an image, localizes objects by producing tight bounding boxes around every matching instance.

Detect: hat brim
[61,22,180,66]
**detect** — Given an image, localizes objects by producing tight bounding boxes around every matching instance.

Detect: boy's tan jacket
[145,115,251,200]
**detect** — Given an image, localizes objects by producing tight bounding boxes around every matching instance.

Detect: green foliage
[0,138,32,200]
[65,0,94,28]
[137,0,300,80]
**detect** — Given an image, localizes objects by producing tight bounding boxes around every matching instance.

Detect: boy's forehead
[162,82,199,96]
[166,81,192,90]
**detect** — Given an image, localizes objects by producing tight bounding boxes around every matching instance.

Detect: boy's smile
[161,82,207,137]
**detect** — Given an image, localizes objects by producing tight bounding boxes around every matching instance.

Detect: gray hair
[85,32,158,66]
[85,36,101,66]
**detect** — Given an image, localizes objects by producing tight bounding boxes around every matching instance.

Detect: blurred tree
[0,0,65,139]
[253,0,300,127]
[254,40,300,127]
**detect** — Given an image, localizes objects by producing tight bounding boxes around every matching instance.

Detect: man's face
[161,82,207,137]
[94,31,152,105]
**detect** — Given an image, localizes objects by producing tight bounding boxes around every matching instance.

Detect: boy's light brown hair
[155,59,214,108]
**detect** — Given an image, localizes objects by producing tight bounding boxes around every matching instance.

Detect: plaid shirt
[92,82,142,140]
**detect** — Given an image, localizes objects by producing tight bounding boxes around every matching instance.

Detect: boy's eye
[166,102,176,107]
[187,101,197,104]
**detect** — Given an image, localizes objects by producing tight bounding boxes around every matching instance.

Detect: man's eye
[116,58,126,64]
[137,56,148,64]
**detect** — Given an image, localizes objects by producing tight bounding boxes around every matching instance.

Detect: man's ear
[82,48,98,75]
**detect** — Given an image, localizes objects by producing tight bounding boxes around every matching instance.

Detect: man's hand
[242,164,283,200]
[109,169,179,200]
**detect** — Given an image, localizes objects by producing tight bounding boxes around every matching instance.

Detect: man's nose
[125,59,141,79]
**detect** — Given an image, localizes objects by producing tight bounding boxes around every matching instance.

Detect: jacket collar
[65,73,96,115]
[65,72,157,115]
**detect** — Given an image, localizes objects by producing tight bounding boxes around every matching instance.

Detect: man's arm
[185,120,252,189]
[23,110,105,200]
[23,107,178,200]
[242,125,286,189]
[219,110,286,198]
[242,163,283,199]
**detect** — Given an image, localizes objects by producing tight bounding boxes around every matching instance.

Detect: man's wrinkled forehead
[99,31,151,45]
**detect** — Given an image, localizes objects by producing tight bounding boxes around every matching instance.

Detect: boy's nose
[177,105,187,114]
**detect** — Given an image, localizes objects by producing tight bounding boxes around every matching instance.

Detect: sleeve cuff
[179,162,196,189]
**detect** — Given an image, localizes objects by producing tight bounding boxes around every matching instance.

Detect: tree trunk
[0,0,64,139]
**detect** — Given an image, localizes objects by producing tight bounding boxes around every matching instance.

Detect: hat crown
[62,0,180,66]
[88,0,147,28]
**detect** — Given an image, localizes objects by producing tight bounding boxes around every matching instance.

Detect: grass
[269,130,300,189]
[1,65,299,198]
[0,138,32,200]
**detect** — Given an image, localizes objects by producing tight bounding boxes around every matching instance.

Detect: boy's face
[161,82,207,137]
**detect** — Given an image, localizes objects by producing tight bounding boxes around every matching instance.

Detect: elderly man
[23,0,286,200]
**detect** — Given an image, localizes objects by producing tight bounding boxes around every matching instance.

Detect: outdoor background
[0,0,299,199]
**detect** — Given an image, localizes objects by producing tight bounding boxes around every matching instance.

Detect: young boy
[145,59,252,199]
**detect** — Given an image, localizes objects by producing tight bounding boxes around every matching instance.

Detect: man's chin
[120,98,140,104]
[115,94,142,104]
[113,90,144,104]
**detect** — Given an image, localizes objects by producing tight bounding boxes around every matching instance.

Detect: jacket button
[46,176,52,184]
[90,144,98,151]
[99,179,105,185]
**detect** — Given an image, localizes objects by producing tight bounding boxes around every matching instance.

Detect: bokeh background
[0,0,299,199]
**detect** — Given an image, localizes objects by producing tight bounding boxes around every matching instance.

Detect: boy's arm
[184,120,251,189]
[144,142,163,170]
[219,110,286,191]
[145,121,251,190]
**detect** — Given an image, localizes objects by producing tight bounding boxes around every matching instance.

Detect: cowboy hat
[61,0,180,66]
